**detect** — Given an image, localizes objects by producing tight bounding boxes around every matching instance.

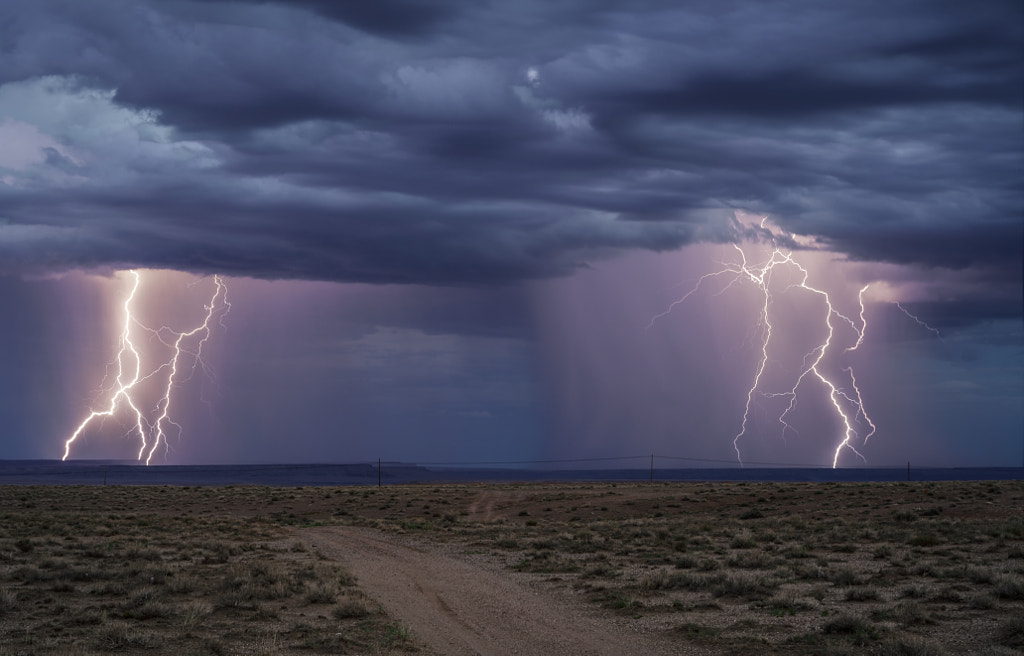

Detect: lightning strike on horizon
[145,276,229,465]
[650,231,876,468]
[62,271,230,464]
[62,271,147,461]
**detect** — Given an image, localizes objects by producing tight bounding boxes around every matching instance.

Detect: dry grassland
[0,485,411,655]
[1,479,1022,655]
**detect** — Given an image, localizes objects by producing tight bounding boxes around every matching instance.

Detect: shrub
[179,600,212,629]
[900,584,928,599]
[640,570,694,591]
[874,544,895,560]
[0,588,17,617]
[830,567,863,586]
[604,592,641,611]
[332,598,371,619]
[993,573,1024,600]
[379,622,411,648]
[582,564,618,579]
[727,551,771,569]
[908,533,940,548]
[304,581,339,605]
[730,533,757,549]
[823,614,879,645]
[996,615,1024,648]
[784,544,814,559]
[964,566,995,584]
[765,593,816,615]
[891,601,935,626]
[967,593,996,610]
[712,571,776,598]
[845,587,881,602]
[930,586,962,603]
[95,623,159,651]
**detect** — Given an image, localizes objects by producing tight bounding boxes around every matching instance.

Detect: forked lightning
[62,271,230,464]
[650,231,875,467]
[652,226,942,467]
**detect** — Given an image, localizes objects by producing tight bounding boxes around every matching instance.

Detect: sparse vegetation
[0,479,1020,655]
[0,485,413,654]
[360,478,1022,654]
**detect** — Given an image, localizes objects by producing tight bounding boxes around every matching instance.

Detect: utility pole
[650,454,654,484]
[378,458,381,488]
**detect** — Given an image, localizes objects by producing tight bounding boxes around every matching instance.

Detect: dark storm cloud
[605,67,1017,119]
[216,0,461,37]
[0,1,1020,312]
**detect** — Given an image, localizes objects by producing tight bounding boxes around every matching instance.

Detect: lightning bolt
[63,271,148,461]
[845,285,869,352]
[145,275,229,465]
[62,271,229,464]
[651,233,877,468]
[896,302,942,339]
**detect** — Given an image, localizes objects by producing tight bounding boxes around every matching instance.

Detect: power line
[654,454,822,467]
[411,455,651,466]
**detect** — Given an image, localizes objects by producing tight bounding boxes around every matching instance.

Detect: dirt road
[303,526,700,656]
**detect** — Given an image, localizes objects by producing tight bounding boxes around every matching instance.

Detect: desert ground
[0,480,1021,655]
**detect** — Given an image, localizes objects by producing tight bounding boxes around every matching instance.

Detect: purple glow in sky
[0,0,1020,466]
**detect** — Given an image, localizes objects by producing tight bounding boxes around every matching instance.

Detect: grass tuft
[332,597,372,619]
[845,587,881,602]
[992,573,1024,600]
[995,614,1024,648]
[0,587,17,617]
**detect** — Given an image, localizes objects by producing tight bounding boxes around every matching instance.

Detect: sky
[0,0,1021,467]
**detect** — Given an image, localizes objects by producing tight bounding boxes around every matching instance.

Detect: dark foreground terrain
[1,480,1021,654]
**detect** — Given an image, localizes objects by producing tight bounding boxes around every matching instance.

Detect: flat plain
[0,479,1021,655]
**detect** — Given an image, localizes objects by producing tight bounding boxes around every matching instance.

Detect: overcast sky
[1,0,1021,467]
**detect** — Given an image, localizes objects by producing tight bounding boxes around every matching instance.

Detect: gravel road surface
[303,526,700,656]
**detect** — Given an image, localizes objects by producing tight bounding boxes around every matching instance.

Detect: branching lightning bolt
[650,239,876,468]
[62,271,229,464]
[145,276,229,465]
[63,271,148,461]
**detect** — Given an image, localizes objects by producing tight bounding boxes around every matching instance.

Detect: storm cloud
[0,0,1019,303]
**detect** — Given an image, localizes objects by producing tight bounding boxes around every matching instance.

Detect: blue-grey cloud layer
[1,0,1020,308]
